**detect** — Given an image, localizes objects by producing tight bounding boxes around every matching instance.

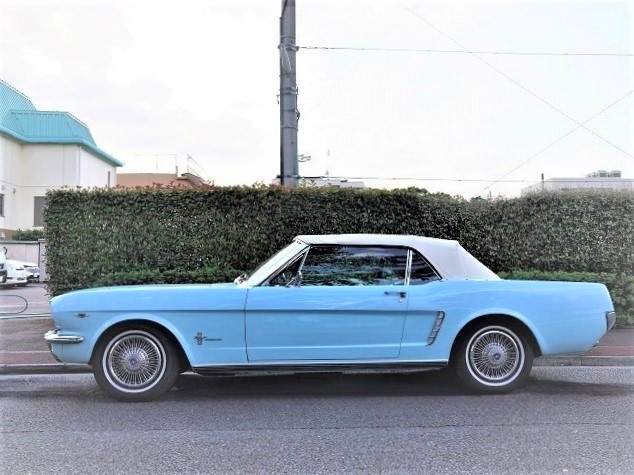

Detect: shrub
[93,267,240,287]
[473,191,634,273]
[44,187,633,296]
[11,229,45,241]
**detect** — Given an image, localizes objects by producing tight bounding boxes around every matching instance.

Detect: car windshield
[243,240,308,286]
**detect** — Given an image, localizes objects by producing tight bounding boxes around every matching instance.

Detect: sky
[0,0,632,198]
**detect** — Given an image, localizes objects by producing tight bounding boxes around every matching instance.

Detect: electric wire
[481,90,634,192]
[298,176,631,184]
[397,1,634,160]
[299,45,633,57]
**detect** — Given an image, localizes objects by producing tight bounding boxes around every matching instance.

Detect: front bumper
[44,330,84,345]
[44,330,84,363]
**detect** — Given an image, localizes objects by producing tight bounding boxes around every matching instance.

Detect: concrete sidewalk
[0,314,632,374]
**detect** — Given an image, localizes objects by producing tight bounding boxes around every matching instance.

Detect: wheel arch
[90,319,191,371]
[450,314,542,361]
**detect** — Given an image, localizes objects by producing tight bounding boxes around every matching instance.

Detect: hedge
[499,270,634,327]
[93,267,240,287]
[11,228,45,241]
[44,187,633,297]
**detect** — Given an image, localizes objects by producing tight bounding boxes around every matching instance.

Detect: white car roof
[295,234,499,280]
[6,259,25,267]
[16,261,38,267]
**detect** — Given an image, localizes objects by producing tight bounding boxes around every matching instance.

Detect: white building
[0,79,121,238]
[521,170,634,195]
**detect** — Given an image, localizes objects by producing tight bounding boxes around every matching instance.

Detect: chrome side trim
[44,330,84,344]
[427,311,446,345]
[192,361,448,376]
[405,249,413,285]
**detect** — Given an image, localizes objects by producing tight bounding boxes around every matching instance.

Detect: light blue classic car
[45,234,616,401]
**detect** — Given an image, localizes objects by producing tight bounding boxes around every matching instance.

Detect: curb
[0,364,92,375]
[1,356,633,376]
[534,355,634,367]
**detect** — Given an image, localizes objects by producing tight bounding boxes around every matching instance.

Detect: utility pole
[279,0,299,186]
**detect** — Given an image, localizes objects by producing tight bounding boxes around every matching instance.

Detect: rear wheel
[93,325,180,402]
[455,324,533,393]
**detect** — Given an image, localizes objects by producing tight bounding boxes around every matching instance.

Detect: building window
[34,196,46,227]
[107,171,111,188]
[0,193,4,216]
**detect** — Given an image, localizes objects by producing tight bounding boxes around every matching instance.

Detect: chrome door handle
[384,291,407,298]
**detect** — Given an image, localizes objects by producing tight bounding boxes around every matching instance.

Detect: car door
[245,245,409,361]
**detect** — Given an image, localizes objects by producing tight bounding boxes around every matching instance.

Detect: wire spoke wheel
[464,326,526,387]
[103,330,166,393]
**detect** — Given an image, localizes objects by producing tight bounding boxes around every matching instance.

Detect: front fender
[60,312,196,366]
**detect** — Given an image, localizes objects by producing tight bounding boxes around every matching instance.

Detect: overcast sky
[1,0,631,197]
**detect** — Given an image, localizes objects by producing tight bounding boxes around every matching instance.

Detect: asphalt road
[1,367,633,475]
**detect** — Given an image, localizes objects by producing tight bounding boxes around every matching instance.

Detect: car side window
[409,251,440,284]
[300,246,407,286]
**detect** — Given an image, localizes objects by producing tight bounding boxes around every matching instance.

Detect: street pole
[279,0,299,186]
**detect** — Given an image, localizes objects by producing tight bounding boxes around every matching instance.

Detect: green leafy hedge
[11,228,45,241]
[44,187,633,297]
[474,192,634,273]
[499,270,634,327]
[93,267,239,287]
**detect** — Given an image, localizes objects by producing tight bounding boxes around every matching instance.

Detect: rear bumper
[606,311,617,331]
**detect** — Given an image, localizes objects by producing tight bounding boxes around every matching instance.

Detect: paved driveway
[0,283,50,316]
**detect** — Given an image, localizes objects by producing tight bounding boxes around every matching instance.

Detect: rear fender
[457,307,546,354]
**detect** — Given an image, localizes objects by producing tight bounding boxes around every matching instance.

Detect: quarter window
[301,246,408,286]
[410,251,440,284]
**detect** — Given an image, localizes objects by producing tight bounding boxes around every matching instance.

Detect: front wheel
[93,326,180,401]
[454,325,533,393]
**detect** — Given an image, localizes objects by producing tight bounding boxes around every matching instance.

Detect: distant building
[0,79,121,238]
[302,178,366,189]
[272,177,366,188]
[117,172,210,189]
[521,170,634,195]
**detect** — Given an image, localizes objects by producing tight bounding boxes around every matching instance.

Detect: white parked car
[19,261,41,283]
[0,260,29,288]
[0,250,6,285]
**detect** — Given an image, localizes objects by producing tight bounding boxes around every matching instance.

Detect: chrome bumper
[606,311,617,331]
[44,330,84,344]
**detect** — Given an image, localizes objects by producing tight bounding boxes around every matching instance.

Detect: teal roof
[0,79,122,166]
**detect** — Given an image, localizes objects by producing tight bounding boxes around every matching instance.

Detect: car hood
[50,282,244,313]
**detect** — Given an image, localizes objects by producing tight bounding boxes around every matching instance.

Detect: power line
[481,90,634,192]
[398,1,634,160]
[303,176,532,182]
[301,176,634,188]
[299,176,632,184]
[299,45,633,57]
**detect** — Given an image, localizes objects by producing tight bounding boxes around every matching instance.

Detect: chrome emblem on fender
[194,332,222,345]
